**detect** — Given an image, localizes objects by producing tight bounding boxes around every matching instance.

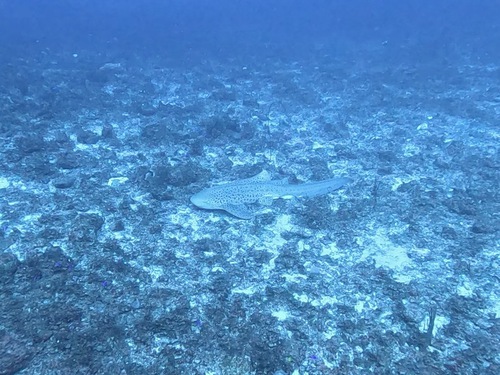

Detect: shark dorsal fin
[240,170,271,183]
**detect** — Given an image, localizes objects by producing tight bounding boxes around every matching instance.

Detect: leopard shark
[190,170,352,219]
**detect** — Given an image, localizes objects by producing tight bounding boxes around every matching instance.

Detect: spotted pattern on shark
[190,170,352,219]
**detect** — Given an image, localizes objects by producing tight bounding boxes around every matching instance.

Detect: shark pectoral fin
[258,196,274,206]
[223,204,254,220]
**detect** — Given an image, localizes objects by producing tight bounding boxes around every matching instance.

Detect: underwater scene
[0,1,498,374]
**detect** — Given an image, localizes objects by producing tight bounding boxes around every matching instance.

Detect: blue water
[2,1,499,62]
[0,1,499,374]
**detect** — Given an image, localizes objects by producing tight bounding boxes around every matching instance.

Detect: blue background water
[1,0,499,61]
[0,1,499,375]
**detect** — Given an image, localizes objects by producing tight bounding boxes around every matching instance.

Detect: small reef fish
[190,170,352,219]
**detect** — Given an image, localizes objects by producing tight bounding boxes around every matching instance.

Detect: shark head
[190,190,217,210]
[190,187,253,219]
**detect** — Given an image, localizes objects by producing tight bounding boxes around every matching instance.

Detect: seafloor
[0,44,498,375]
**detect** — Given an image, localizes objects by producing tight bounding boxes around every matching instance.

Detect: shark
[190,170,352,219]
